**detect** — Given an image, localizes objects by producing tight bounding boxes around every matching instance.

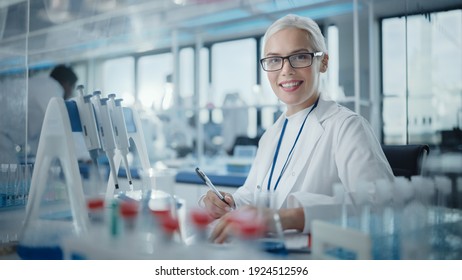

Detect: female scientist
[203,14,394,243]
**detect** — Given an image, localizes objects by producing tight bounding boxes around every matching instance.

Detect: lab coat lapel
[274,105,324,209]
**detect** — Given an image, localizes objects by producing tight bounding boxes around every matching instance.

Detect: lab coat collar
[274,102,325,209]
[313,93,341,123]
[256,95,339,209]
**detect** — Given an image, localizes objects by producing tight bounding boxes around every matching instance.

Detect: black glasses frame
[260,52,323,72]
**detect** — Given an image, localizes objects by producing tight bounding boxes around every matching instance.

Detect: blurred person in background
[27,64,78,159]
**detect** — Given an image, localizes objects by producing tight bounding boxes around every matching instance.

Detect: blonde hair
[262,14,327,55]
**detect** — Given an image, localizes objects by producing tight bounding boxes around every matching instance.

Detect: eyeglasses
[260,52,323,72]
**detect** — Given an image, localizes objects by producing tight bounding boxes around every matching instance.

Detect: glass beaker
[254,190,288,256]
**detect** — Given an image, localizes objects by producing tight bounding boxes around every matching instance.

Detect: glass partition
[0,0,459,165]
[0,1,28,164]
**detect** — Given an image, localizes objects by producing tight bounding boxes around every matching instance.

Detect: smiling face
[264,27,326,116]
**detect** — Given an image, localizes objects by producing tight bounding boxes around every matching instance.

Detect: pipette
[74,85,102,166]
[91,91,120,190]
[107,94,134,190]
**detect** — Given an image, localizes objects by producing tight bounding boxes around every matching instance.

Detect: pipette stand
[105,107,152,202]
[22,97,89,238]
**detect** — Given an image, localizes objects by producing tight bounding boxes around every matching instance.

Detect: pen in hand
[195,167,233,208]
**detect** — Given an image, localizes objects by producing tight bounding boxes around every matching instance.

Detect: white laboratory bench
[0,181,311,260]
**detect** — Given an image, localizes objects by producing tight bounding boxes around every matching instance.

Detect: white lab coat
[28,73,63,156]
[233,94,394,233]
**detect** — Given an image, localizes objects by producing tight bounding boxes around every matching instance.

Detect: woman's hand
[203,190,235,219]
[209,206,306,244]
[209,211,236,244]
[209,205,266,244]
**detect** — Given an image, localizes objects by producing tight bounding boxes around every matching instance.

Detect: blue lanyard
[267,98,319,191]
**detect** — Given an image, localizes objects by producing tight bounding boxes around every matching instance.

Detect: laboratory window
[137,53,173,111]
[179,47,210,111]
[326,25,341,102]
[195,47,211,138]
[210,38,257,154]
[179,48,194,108]
[382,9,462,146]
[102,56,135,106]
[211,38,257,107]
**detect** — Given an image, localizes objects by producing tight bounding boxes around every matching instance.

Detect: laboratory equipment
[91,91,120,190]
[333,182,348,228]
[226,145,256,174]
[82,163,106,226]
[188,207,213,244]
[75,88,152,201]
[18,97,89,259]
[0,163,33,209]
[311,177,462,260]
[222,205,282,259]
[1,164,18,208]
[73,85,102,167]
[14,87,179,259]
[312,219,372,260]
[104,101,152,203]
[119,200,139,233]
[373,179,395,260]
[254,189,288,256]
[0,164,8,208]
[107,94,134,189]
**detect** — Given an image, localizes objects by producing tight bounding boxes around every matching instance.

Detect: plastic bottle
[434,176,451,211]
[333,181,373,260]
[108,198,163,258]
[333,182,348,228]
[356,181,374,235]
[0,164,8,208]
[391,177,414,259]
[120,200,139,232]
[140,190,185,259]
[224,208,273,260]
[87,198,105,225]
[19,164,33,207]
[431,176,452,259]
[81,164,106,227]
[24,164,33,204]
[154,210,185,259]
[185,207,238,260]
[400,176,431,259]
[6,164,17,207]
[374,179,394,259]
[189,207,212,241]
